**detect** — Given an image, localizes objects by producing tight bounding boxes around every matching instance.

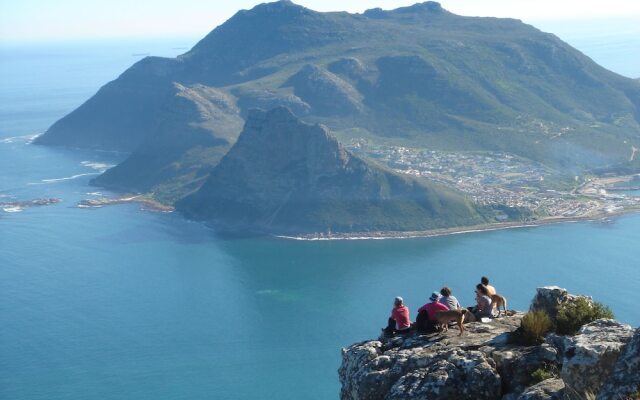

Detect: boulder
[597,327,640,400]
[489,344,559,394]
[529,286,591,321]
[561,319,634,397]
[517,378,565,400]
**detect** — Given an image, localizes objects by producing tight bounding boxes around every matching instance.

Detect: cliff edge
[339,287,639,400]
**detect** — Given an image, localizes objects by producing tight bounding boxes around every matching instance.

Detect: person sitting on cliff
[474,284,493,320]
[481,276,497,296]
[416,292,450,333]
[383,296,412,336]
[439,287,461,310]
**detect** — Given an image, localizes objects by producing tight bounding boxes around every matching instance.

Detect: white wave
[2,206,24,213]
[28,172,100,185]
[76,204,103,208]
[0,133,42,144]
[86,192,104,196]
[80,161,115,172]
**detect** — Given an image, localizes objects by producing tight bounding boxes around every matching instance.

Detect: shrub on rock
[555,298,614,336]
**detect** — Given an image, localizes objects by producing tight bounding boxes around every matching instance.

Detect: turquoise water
[1,40,640,400]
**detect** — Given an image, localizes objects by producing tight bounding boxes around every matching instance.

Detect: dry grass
[521,310,552,345]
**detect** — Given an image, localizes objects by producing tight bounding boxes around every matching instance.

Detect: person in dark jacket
[416,292,449,333]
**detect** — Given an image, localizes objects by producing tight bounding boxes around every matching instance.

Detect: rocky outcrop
[234,88,311,116]
[517,378,565,400]
[529,286,591,321]
[597,328,640,400]
[339,288,638,400]
[340,315,525,400]
[561,319,634,398]
[284,64,363,116]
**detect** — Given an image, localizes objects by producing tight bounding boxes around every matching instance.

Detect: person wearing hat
[383,296,412,336]
[416,291,450,333]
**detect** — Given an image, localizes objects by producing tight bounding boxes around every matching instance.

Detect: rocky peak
[176,107,484,235]
[363,1,447,19]
[236,107,350,170]
[239,0,315,18]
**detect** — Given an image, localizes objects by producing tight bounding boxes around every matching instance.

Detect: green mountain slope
[176,107,487,235]
[35,1,640,201]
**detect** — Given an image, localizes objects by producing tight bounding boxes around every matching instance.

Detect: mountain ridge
[35,1,640,206]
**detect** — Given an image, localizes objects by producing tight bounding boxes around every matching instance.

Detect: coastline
[77,194,174,212]
[275,207,640,241]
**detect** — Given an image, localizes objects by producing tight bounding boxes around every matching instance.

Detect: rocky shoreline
[76,195,174,212]
[339,287,639,400]
[0,197,62,213]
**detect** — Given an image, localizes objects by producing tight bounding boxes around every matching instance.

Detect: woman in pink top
[416,292,449,333]
[383,296,411,336]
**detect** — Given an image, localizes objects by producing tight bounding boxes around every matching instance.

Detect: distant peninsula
[34,1,640,235]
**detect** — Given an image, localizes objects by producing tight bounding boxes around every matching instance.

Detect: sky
[1,0,639,41]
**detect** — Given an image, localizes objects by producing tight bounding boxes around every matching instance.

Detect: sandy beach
[276,207,640,241]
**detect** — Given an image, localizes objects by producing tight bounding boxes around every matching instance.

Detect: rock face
[339,315,523,400]
[284,64,363,116]
[597,328,640,400]
[339,288,638,400]
[529,286,591,321]
[517,378,565,400]
[561,319,634,398]
[176,107,485,235]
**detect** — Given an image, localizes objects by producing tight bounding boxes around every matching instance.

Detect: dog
[434,309,468,336]
[490,294,508,317]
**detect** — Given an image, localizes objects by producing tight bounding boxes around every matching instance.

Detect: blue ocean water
[1,39,639,400]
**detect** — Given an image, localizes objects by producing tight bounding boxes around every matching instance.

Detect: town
[346,139,640,221]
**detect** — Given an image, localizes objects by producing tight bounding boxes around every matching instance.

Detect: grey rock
[597,327,640,400]
[339,315,524,400]
[530,286,591,321]
[235,88,311,116]
[561,319,634,398]
[518,378,565,400]
[489,344,560,394]
[386,349,501,400]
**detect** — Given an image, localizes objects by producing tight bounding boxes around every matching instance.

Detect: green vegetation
[530,367,556,384]
[36,1,640,208]
[555,298,615,335]
[520,310,552,345]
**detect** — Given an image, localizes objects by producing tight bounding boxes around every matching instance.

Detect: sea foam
[0,133,42,144]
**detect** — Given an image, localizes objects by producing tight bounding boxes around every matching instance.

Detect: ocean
[1,37,639,400]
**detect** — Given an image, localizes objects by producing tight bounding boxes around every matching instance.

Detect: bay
[1,38,639,400]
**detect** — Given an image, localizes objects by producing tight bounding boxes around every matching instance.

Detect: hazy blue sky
[1,0,639,41]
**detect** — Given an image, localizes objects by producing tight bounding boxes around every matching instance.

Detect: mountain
[35,1,640,201]
[176,107,487,235]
